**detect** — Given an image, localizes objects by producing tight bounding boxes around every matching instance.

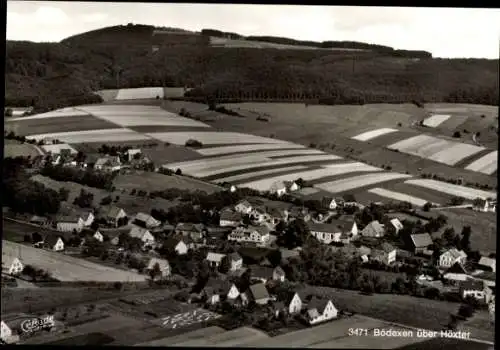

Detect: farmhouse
[306,297,338,325]
[459,280,486,301]
[269,181,288,197]
[342,194,358,207]
[443,262,471,284]
[361,220,385,238]
[266,207,288,225]
[81,211,95,227]
[249,207,269,223]
[106,206,127,227]
[408,233,433,254]
[439,248,467,268]
[2,257,24,276]
[206,252,226,268]
[56,215,84,233]
[94,156,121,172]
[245,283,271,305]
[283,291,303,314]
[287,206,311,222]
[45,235,65,251]
[228,225,271,244]
[371,243,397,265]
[321,197,338,210]
[162,236,189,255]
[226,252,243,271]
[219,209,243,227]
[477,256,496,272]
[93,230,104,242]
[146,257,171,278]
[309,219,358,244]
[126,148,142,162]
[129,227,155,247]
[175,223,205,241]
[389,218,404,234]
[235,200,253,214]
[133,212,161,229]
[284,181,300,192]
[473,198,495,212]
[250,265,286,283]
[473,271,496,288]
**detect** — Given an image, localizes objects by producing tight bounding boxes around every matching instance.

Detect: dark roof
[56,214,82,223]
[176,223,204,232]
[45,234,63,247]
[250,265,274,279]
[307,297,329,313]
[285,291,303,305]
[220,210,243,222]
[106,206,125,219]
[379,242,395,253]
[228,252,242,262]
[459,280,484,291]
[238,247,272,261]
[445,262,470,275]
[248,283,270,300]
[342,194,356,202]
[163,235,189,250]
[410,233,433,248]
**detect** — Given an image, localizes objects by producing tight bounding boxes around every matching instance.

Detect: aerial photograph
[2,2,498,348]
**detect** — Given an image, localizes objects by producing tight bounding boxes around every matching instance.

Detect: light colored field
[216,165,309,183]
[315,172,412,193]
[82,113,209,128]
[166,154,271,172]
[351,128,399,141]
[239,162,381,191]
[195,155,344,178]
[145,131,290,145]
[417,139,453,158]
[404,179,496,200]
[368,187,439,207]
[465,151,498,175]
[26,128,151,143]
[197,143,306,156]
[160,309,221,330]
[428,143,486,166]
[422,114,451,127]
[116,87,165,100]
[387,135,444,155]
[4,143,44,158]
[138,326,226,346]
[294,187,321,196]
[7,107,90,121]
[41,143,78,154]
[176,327,269,347]
[2,240,146,282]
[94,89,119,101]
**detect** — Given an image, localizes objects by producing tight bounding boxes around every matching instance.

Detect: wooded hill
[5,24,499,111]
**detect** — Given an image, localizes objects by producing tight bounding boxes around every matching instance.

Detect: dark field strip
[306,169,387,187]
[320,176,415,198]
[5,115,121,136]
[128,125,211,133]
[453,148,497,169]
[382,181,456,206]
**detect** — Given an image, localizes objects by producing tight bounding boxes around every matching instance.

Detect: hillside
[5,24,499,111]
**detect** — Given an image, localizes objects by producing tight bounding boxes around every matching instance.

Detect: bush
[458,304,474,318]
[100,195,113,205]
[452,131,461,138]
[4,108,13,117]
[185,139,203,148]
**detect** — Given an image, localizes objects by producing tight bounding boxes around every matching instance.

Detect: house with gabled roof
[206,252,226,268]
[56,215,84,233]
[2,257,24,276]
[439,248,467,268]
[478,256,496,272]
[175,223,205,241]
[45,235,65,251]
[235,200,253,214]
[459,280,486,301]
[389,218,404,234]
[29,215,49,226]
[250,265,286,283]
[269,181,287,197]
[245,283,271,305]
[228,225,271,245]
[284,181,300,192]
[371,243,397,265]
[1,320,19,344]
[133,212,161,229]
[219,209,243,227]
[162,235,189,255]
[306,297,338,325]
[443,262,471,285]
[342,194,358,207]
[93,230,104,242]
[129,226,155,247]
[106,206,127,227]
[321,197,339,211]
[361,220,385,238]
[146,257,171,278]
[308,219,358,245]
[408,233,433,254]
[226,252,243,271]
[94,156,121,172]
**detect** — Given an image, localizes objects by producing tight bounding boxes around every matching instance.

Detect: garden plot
[216,165,309,183]
[428,143,486,166]
[6,107,90,121]
[178,327,269,347]
[422,114,451,128]
[238,162,381,191]
[2,240,146,282]
[138,326,227,346]
[465,151,498,175]
[160,309,221,330]
[26,128,152,144]
[116,87,165,100]
[197,143,306,156]
[351,128,399,141]
[145,132,290,146]
[41,143,78,155]
[194,155,343,178]
[367,187,439,207]
[315,172,412,194]
[404,179,496,200]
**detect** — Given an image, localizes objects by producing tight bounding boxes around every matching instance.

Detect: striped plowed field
[383,181,458,206]
[128,125,212,133]
[356,130,417,148]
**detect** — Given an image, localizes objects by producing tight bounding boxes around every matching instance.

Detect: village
[1,140,496,345]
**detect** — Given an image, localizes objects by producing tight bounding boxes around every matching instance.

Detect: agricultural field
[404,179,496,200]
[197,143,306,156]
[97,87,187,102]
[41,143,78,155]
[2,240,146,282]
[176,326,269,347]
[351,127,399,141]
[113,172,222,194]
[6,107,90,121]
[422,114,451,128]
[138,326,227,346]
[25,128,152,144]
[159,309,221,330]
[464,151,498,175]
[4,143,44,158]
[146,131,291,146]
[367,187,436,207]
[314,172,412,194]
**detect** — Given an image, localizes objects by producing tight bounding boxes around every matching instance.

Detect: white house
[94,156,121,172]
[56,216,84,233]
[390,218,404,234]
[2,257,24,276]
[163,236,189,255]
[439,248,467,268]
[45,235,65,251]
[307,220,358,245]
[106,206,127,227]
[93,230,104,243]
[206,252,226,268]
[82,212,95,227]
[361,220,385,238]
[306,297,338,325]
[371,243,397,265]
[285,292,303,314]
[226,252,243,271]
[1,320,19,344]
[285,181,300,192]
[126,148,142,161]
[478,256,496,272]
[219,209,243,227]
[322,197,338,210]
[147,257,171,278]
[269,181,287,197]
[133,212,161,229]
[249,207,269,224]
[228,225,270,244]
[129,227,155,247]
[473,198,492,212]
[235,200,253,214]
[459,280,486,301]
[226,283,240,300]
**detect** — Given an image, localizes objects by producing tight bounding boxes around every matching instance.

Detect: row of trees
[40,163,115,191]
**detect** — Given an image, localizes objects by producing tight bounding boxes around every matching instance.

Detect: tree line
[40,163,115,191]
